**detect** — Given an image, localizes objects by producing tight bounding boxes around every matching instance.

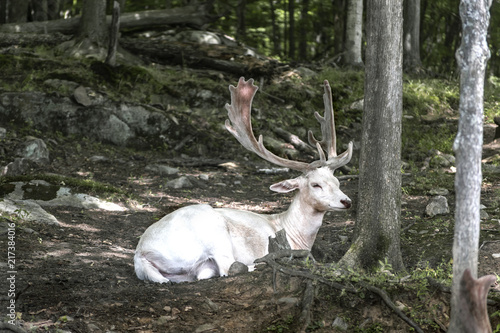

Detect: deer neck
[272,194,325,250]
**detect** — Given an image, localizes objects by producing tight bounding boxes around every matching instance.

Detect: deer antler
[308,80,353,171]
[225,77,352,172]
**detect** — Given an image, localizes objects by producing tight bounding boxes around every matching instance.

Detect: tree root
[255,250,424,333]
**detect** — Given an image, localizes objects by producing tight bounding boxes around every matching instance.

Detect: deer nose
[341,199,352,209]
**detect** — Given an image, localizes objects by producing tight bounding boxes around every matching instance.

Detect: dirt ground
[1,132,500,333]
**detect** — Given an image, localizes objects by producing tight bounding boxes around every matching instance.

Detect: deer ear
[270,179,300,193]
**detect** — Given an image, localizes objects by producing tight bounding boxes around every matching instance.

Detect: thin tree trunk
[332,0,346,57]
[236,0,246,41]
[105,1,120,67]
[342,0,363,67]
[339,0,404,272]
[448,0,492,331]
[288,0,295,60]
[298,0,309,61]
[269,0,281,57]
[403,0,422,72]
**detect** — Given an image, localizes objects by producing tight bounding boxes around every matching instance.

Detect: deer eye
[312,183,322,190]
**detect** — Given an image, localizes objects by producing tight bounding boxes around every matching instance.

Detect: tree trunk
[79,0,107,46]
[448,0,492,331]
[298,0,309,61]
[288,0,295,60]
[339,0,405,272]
[31,0,48,22]
[236,0,246,41]
[403,0,423,72]
[7,0,30,23]
[269,0,281,57]
[105,1,120,67]
[342,0,363,68]
[0,3,216,34]
[332,0,346,57]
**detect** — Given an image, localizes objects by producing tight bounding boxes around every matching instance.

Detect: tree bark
[0,3,216,35]
[298,0,310,61]
[339,0,405,272]
[288,0,295,60]
[79,0,107,46]
[403,0,423,72]
[269,0,281,57]
[342,0,363,68]
[105,1,120,67]
[448,0,492,331]
[7,0,30,23]
[236,0,246,41]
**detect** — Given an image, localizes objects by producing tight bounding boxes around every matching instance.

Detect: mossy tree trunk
[448,0,492,331]
[339,0,405,272]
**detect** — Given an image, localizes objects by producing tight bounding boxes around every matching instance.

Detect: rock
[228,261,248,276]
[176,30,221,45]
[145,164,179,175]
[166,176,193,189]
[332,317,348,331]
[293,66,318,78]
[339,235,349,242]
[429,188,449,196]
[1,158,32,176]
[426,195,449,217]
[0,199,59,225]
[74,85,92,106]
[349,99,364,111]
[89,155,109,163]
[18,137,50,164]
[0,127,6,138]
[492,253,500,259]
[195,323,218,333]
[430,151,455,168]
[0,92,172,147]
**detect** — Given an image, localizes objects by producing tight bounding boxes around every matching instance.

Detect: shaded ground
[1,128,500,333]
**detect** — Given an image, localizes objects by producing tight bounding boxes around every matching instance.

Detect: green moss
[0,174,125,196]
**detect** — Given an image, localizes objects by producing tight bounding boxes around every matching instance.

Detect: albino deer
[134,77,353,283]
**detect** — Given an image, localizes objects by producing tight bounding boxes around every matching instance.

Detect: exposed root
[256,249,424,333]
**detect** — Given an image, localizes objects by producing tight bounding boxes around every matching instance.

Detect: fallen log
[0,2,217,35]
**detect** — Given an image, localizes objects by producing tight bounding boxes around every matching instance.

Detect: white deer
[134,77,353,283]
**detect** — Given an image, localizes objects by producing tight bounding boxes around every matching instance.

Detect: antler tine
[308,80,337,157]
[225,77,311,172]
[308,80,353,171]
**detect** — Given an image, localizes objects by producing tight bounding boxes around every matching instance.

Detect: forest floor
[1,123,500,333]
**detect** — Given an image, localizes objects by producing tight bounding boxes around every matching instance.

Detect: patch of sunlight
[58,220,101,233]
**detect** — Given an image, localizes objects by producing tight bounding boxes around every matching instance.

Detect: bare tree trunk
[79,0,107,47]
[31,0,48,21]
[269,0,281,57]
[7,0,29,23]
[105,1,120,67]
[332,0,346,57]
[288,0,295,60]
[339,0,404,272]
[298,0,310,61]
[448,0,492,331]
[236,0,246,41]
[403,0,423,72]
[342,0,363,68]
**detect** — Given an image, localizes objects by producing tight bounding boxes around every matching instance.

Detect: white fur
[134,167,351,283]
